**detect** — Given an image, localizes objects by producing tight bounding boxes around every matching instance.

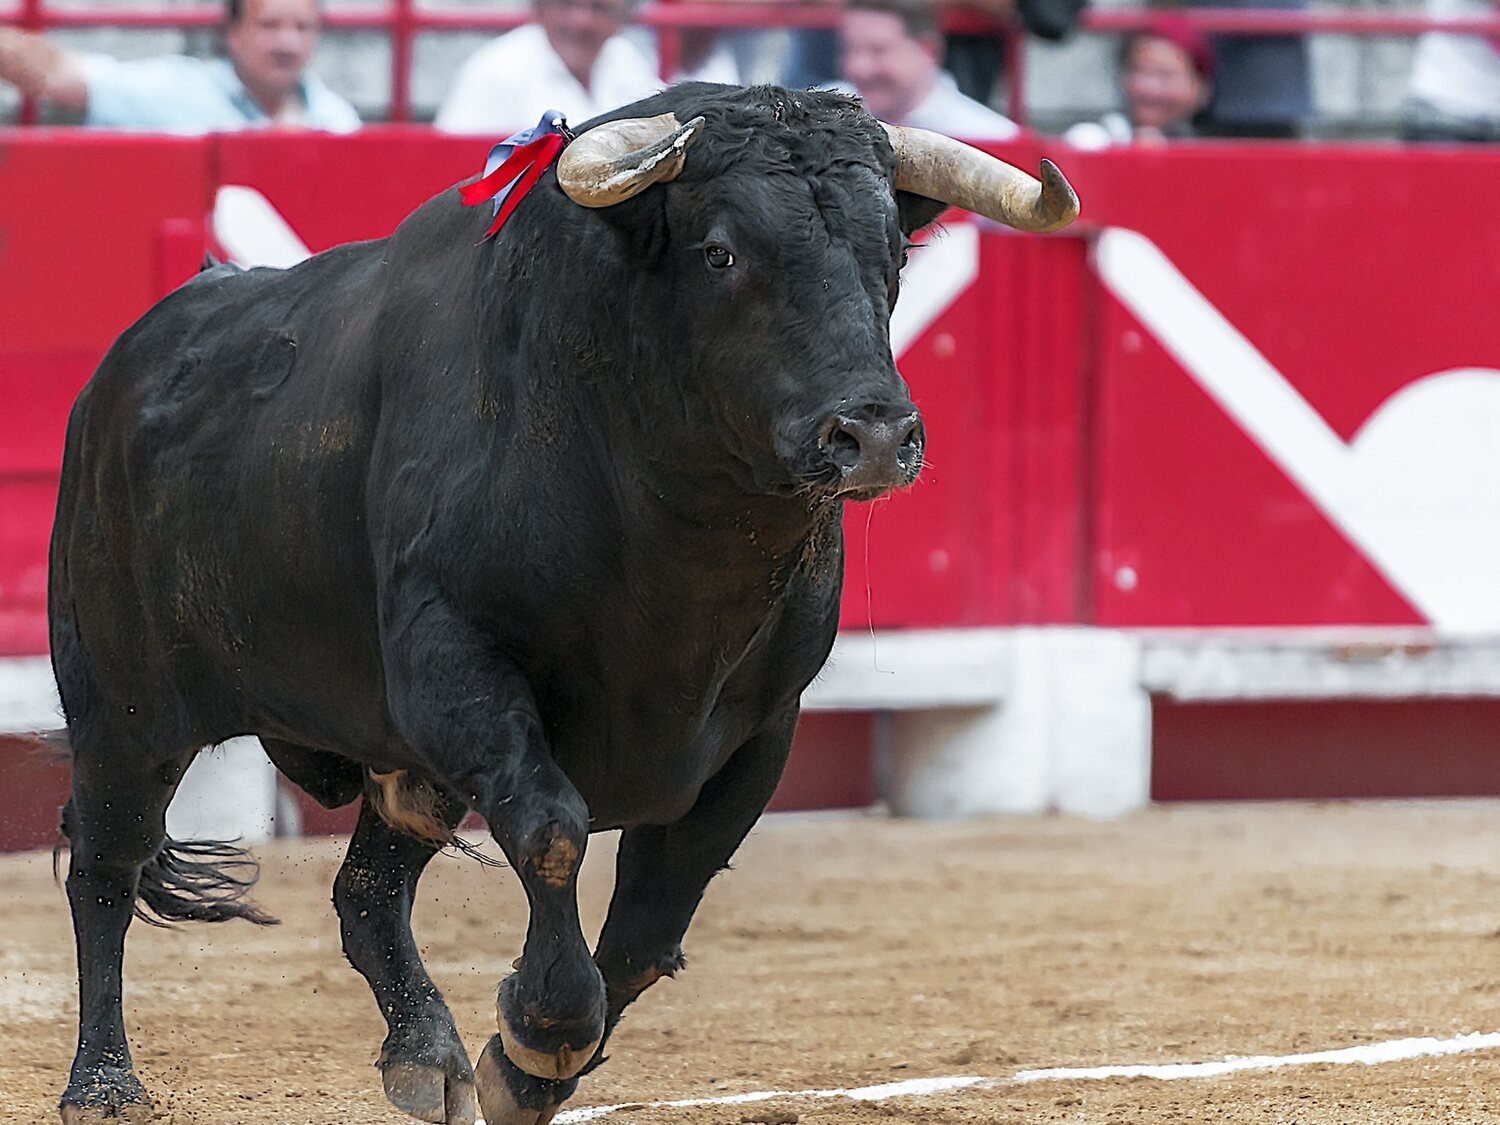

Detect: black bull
[42,84,1074,1124]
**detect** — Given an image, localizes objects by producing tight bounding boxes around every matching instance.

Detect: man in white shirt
[435,0,661,135]
[1405,0,1500,141]
[838,0,1019,142]
[0,0,359,132]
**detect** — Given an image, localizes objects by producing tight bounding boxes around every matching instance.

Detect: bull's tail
[26,723,279,927]
[134,838,279,927]
[55,829,278,929]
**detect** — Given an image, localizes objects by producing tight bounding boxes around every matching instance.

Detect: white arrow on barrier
[1096,226,1500,634]
[212,185,312,269]
[891,223,980,359]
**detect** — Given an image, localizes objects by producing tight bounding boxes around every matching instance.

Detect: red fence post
[1003,22,1024,127]
[390,0,414,123]
[17,0,43,125]
[7,4,1500,132]
[654,0,680,83]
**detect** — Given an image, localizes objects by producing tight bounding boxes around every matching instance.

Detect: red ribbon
[459,131,567,240]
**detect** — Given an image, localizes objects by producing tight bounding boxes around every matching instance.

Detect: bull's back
[52,245,395,748]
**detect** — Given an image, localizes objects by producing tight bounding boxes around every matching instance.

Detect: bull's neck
[616,466,846,646]
[637,461,835,567]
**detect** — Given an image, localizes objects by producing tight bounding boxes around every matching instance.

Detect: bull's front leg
[383,588,605,1125]
[589,710,796,1069]
[454,712,797,1122]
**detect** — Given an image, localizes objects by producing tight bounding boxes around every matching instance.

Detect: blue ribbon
[479,110,571,216]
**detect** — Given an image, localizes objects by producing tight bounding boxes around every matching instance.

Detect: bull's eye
[704,244,734,270]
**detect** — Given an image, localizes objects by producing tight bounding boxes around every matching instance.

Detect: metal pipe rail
[6,1,1500,125]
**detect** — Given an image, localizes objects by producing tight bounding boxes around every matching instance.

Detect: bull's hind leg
[333,788,477,1125]
[59,743,187,1124]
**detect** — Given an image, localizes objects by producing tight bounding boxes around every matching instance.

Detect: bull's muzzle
[820,406,924,498]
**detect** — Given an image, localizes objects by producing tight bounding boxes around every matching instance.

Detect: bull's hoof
[58,1105,153,1125]
[496,972,604,1080]
[476,1036,568,1125]
[381,1061,478,1125]
[377,1013,476,1124]
[59,1069,154,1124]
[498,1018,600,1081]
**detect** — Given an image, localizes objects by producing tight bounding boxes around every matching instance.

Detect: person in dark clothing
[1187,0,1311,138]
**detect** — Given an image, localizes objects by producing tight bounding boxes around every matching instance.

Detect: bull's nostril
[897,417,923,463]
[827,425,862,470]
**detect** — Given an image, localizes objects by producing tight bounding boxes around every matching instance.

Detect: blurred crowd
[0,0,1497,143]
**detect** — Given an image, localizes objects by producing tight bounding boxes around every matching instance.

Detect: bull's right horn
[557,113,707,208]
[882,124,1079,233]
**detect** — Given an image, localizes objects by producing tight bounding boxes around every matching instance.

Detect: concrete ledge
[804,629,1011,711]
[7,626,1500,828]
[1141,628,1500,701]
[809,627,1500,819]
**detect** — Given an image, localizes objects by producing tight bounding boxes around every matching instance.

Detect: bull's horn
[556,113,707,207]
[882,123,1079,233]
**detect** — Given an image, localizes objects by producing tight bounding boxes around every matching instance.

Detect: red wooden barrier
[7,134,1500,641]
[1067,144,1500,630]
[0,134,212,654]
[5,132,1500,838]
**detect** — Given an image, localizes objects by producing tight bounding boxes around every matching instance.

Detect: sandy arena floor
[7,802,1500,1123]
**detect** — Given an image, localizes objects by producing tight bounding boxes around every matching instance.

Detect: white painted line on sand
[1011,1031,1500,1084]
[508,1031,1500,1123]
[550,1076,989,1123]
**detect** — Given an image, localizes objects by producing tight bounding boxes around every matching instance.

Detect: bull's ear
[897,191,946,236]
[592,187,671,269]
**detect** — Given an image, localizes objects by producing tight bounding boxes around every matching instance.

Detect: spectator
[0,0,359,132]
[435,0,660,135]
[641,28,741,86]
[1065,14,1212,148]
[670,32,741,84]
[943,0,1014,106]
[782,0,839,92]
[1404,0,1500,142]
[1188,0,1310,138]
[838,0,1019,139]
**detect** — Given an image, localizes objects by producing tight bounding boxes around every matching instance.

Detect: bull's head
[549,88,1078,503]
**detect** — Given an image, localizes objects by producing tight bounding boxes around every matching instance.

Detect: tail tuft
[135,838,279,927]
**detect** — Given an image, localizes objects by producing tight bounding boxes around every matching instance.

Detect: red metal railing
[6,2,1500,126]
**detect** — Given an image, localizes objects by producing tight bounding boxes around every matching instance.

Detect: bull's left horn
[882,123,1079,233]
[556,113,707,207]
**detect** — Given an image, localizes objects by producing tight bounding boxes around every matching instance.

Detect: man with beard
[837,0,1019,142]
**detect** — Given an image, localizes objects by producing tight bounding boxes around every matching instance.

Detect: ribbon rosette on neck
[459,110,574,240]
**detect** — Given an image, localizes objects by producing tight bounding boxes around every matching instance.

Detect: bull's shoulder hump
[116,236,386,354]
